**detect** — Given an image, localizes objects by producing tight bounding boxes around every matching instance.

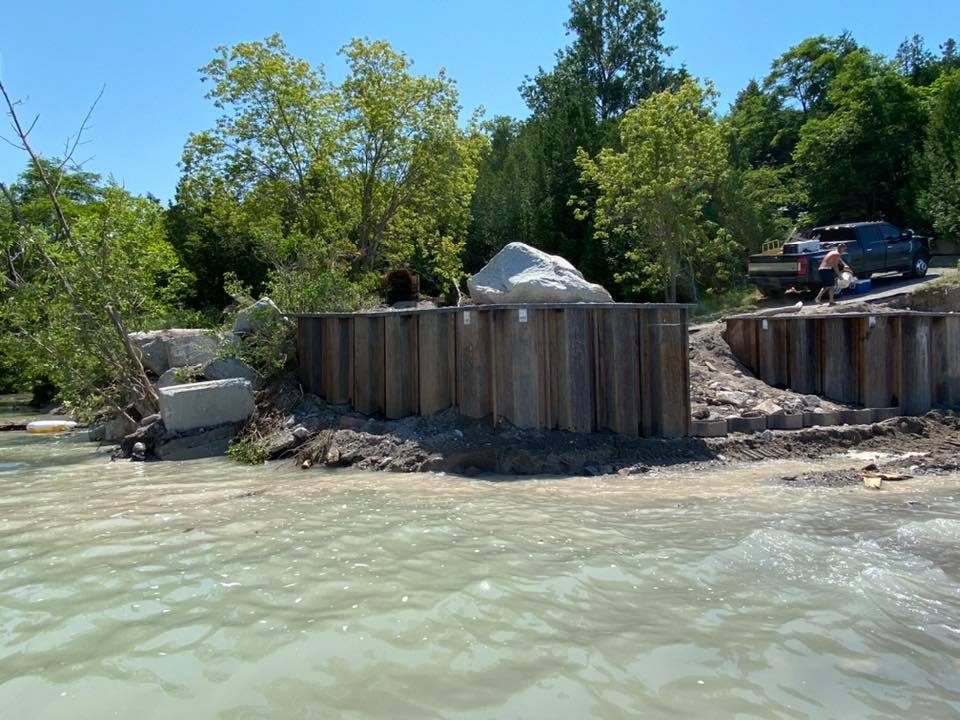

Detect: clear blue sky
[2,0,957,202]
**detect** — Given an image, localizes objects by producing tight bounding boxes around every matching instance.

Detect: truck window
[879,223,901,241]
[812,227,857,243]
[860,225,884,248]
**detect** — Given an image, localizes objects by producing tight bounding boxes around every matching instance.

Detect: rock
[102,414,137,442]
[717,390,750,408]
[339,415,369,431]
[202,356,258,385]
[88,423,106,442]
[155,424,236,461]
[617,463,651,476]
[131,443,147,461]
[753,399,784,416]
[802,394,822,408]
[130,330,219,376]
[467,242,613,305]
[157,366,201,389]
[233,297,283,335]
[119,419,166,458]
[760,429,774,442]
[291,425,311,442]
[158,378,255,433]
[692,407,710,420]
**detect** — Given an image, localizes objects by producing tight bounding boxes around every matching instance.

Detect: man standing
[815,242,852,306]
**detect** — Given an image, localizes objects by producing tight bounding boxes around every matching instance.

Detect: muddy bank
[248,374,960,477]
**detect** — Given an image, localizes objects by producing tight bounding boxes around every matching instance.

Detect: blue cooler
[850,278,871,295]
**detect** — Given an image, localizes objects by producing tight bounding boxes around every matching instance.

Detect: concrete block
[159,378,255,433]
[871,407,902,422]
[767,413,804,430]
[155,425,235,461]
[804,410,838,427]
[727,416,767,434]
[691,419,727,437]
[839,408,875,425]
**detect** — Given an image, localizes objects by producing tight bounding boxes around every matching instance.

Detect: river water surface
[2,402,960,719]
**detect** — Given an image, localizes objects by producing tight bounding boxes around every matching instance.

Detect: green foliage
[466,0,682,295]
[174,34,484,310]
[227,435,269,465]
[576,79,736,301]
[1,165,193,413]
[226,310,297,382]
[917,70,960,242]
[793,52,925,224]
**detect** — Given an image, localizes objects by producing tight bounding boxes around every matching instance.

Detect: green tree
[178,35,483,309]
[917,70,960,242]
[575,79,735,301]
[793,52,924,224]
[764,34,858,116]
[1,164,193,415]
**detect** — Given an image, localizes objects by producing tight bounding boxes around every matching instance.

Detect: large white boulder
[467,242,613,305]
[131,330,219,376]
[159,378,255,433]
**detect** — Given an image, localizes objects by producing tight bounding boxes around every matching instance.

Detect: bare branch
[0,78,83,255]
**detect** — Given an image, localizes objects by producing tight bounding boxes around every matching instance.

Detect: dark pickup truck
[747,222,933,297]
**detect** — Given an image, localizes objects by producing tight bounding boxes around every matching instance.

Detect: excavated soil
[248,373,960,480]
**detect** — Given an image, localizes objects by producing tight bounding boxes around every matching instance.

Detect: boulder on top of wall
[233,297,284,335]
[158,378,255,434]
[202,356,258,385]
[130,330,219,376]
[467,242,613,305]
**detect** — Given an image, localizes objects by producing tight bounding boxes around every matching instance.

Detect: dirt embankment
[249,374,960,479]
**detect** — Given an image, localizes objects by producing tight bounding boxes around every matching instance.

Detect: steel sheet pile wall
[724,312,960,414]
[296,305,691,437]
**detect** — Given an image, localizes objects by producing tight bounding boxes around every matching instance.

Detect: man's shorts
[818,268,836,288]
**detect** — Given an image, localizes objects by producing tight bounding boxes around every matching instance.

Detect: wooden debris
[863,474,883,489]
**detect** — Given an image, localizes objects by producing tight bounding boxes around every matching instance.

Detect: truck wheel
[905,254,929,279]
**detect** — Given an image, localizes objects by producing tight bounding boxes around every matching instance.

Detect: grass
[690,285,765,323]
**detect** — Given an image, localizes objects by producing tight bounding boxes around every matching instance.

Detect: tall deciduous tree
[917,71,960,242]
[575,79,733,301]
[175,35,483,309]
[793,52,924,224]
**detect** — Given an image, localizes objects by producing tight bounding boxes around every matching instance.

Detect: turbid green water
[2,402,960,719]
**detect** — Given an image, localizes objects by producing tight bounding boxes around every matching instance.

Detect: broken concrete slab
[159,378,255,433]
